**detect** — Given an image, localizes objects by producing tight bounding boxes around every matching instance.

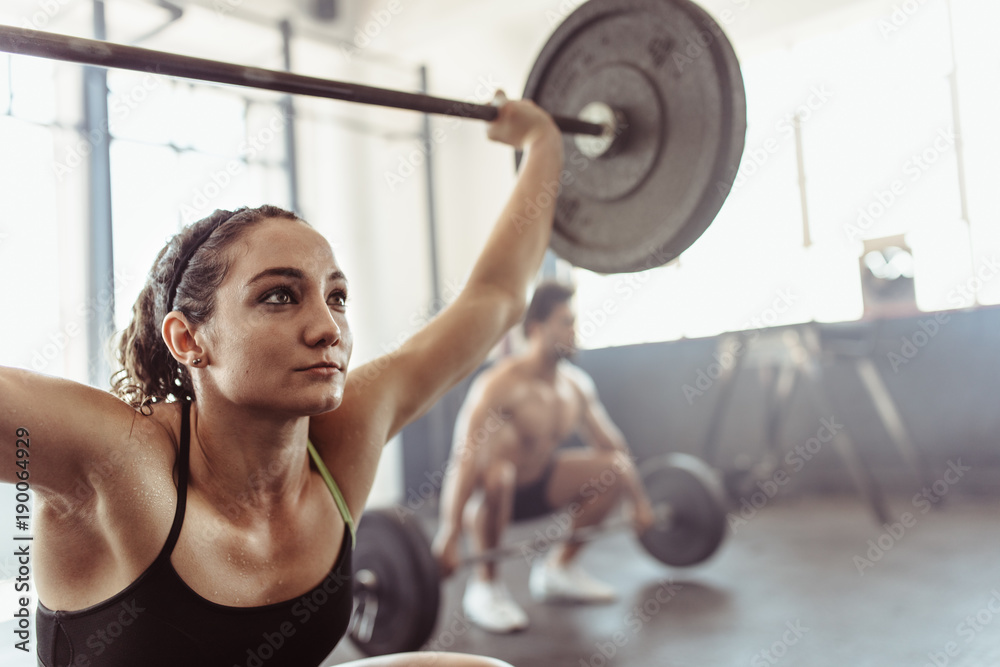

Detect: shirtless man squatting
[432,281,657,633]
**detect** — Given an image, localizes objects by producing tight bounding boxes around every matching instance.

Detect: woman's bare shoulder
[72,399,181,499]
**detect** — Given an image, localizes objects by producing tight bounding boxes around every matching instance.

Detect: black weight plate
[348,508,442,656]
[639,453,728,566]
[521,0,747,274]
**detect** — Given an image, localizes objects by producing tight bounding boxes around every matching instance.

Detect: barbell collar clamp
[574,102,630,159]
[354,568,378,591]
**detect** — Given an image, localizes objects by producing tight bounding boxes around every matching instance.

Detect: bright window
[571,0,1000,349]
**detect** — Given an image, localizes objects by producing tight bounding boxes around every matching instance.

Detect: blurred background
[0,0,998,664]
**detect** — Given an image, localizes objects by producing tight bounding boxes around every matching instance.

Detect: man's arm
[565,364,656,531]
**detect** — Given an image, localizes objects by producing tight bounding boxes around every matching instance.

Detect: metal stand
[702,322,932,525]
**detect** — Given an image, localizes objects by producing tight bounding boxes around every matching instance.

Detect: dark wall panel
[402,307,1000,500]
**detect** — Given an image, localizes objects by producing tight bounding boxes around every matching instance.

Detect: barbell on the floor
[347,453,729,657]
[0,0,746,274]
[446,503,677,568]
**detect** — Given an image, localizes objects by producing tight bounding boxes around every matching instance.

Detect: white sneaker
[489,580,528,630]
[529,558,617,604]
[462,578,528,633]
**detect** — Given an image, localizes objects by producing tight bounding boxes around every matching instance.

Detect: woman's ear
[161,311,206,367]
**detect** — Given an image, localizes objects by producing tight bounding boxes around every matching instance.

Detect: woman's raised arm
[309,96,563,513]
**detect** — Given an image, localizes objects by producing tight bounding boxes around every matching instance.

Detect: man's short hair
[523,281,575,337]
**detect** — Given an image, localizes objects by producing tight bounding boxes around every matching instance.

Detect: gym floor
[327,496,1000,666]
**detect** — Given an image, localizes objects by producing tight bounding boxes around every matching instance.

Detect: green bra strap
[307,440,357,549]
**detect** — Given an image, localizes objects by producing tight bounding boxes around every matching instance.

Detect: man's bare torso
[457,357,588,485]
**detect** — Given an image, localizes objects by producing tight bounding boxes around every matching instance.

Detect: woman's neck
[186,398,314,524]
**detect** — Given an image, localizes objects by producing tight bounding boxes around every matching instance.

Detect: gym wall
[403,305,1000,506]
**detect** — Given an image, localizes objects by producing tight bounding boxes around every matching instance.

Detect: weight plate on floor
[639,453,728,566]
[348,508,441,656]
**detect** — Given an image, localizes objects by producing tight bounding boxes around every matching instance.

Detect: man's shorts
[511,459,557,522]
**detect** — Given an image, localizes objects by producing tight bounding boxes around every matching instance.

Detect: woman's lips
[299,364,342,377]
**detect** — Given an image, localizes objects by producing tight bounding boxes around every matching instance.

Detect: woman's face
[197,218,353,415]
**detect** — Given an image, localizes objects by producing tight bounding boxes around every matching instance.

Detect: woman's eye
[263,288,295,304]
[330,292,348,308]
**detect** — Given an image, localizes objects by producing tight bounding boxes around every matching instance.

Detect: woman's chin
[244,383,343,415]
[304,391,343,415]
[291,378,345,413]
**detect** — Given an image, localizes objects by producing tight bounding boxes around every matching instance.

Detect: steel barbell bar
[0,26,607,137]
[450,503,676,568]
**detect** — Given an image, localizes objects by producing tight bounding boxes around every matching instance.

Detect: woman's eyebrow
[246,267,348,287]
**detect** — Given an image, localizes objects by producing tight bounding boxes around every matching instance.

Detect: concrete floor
[327,495,1000,667]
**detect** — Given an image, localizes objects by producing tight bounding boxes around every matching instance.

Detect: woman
[1,95,563,666]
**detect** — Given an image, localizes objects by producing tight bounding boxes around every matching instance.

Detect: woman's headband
[165,216,228,315]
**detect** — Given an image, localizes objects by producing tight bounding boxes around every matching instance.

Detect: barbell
[347,453,729,656]
[0,0,746,274]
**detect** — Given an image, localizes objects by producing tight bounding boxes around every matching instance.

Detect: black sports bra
[36,400,356,667]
